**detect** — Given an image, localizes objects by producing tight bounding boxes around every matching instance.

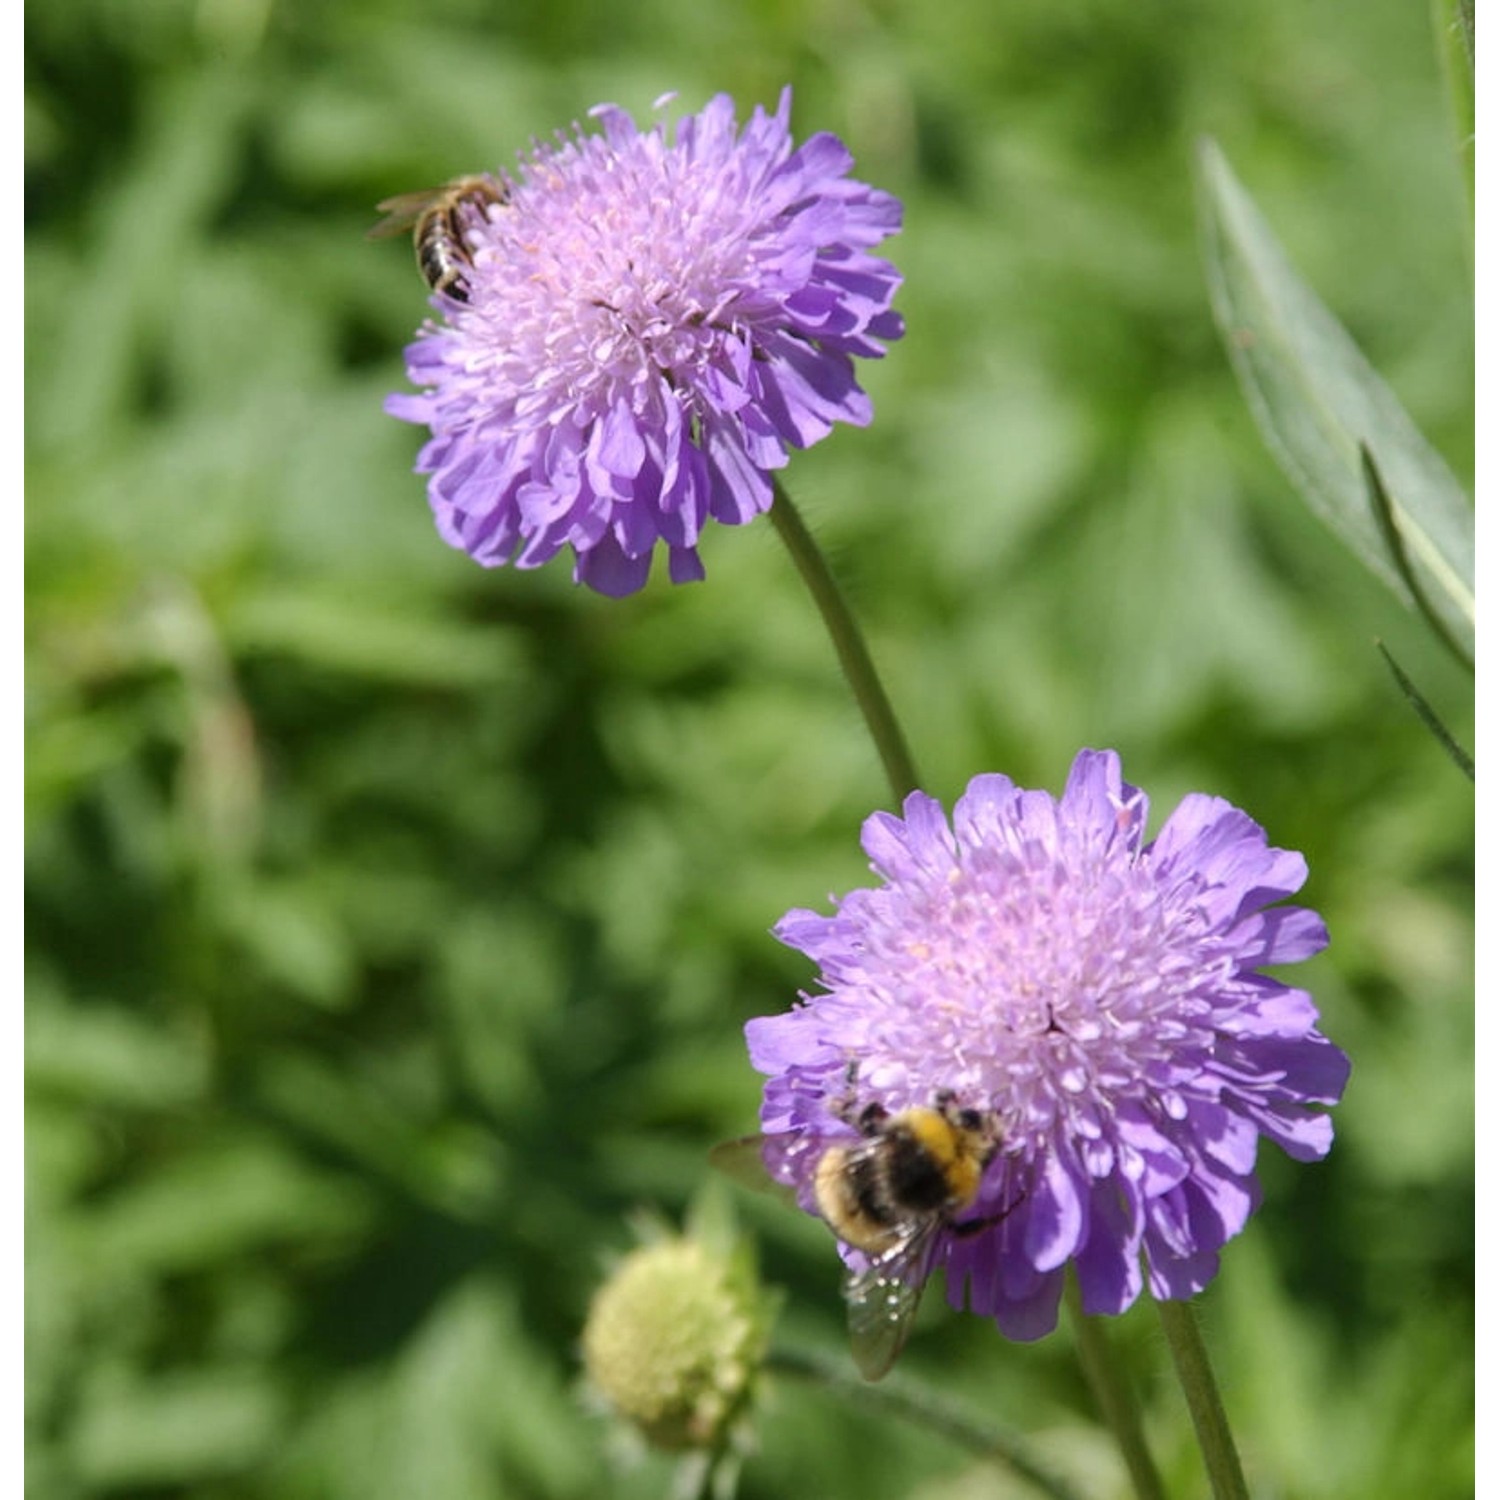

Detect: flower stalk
[1157,1299,1250,1500]
[1064,1279,1166,1500]
[769,479,921,801]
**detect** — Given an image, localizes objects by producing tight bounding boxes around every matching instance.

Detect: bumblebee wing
[843,1225,941,1381]
[708,1134,810,1210]
[366,189,441,240]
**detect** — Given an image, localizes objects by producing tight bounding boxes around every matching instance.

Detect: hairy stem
[1065,1279,1167,1500]
[1157,1298,1250,1500]
[769,480,922,802]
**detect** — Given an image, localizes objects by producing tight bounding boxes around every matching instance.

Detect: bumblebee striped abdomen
[710,1094,1007,1381]
[812,1105,990,1256]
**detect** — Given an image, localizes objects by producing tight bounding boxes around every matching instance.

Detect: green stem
[768,479,922,802]
[1156,1299,1250,1500]
[766,1346,1087,1500]
[1064,1279,1166,1500]
[1428,0,1474,236]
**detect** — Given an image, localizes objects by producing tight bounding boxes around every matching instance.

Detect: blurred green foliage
[26,1,1472,1497]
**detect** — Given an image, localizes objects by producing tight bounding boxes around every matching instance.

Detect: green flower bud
[583,1236,765,1452]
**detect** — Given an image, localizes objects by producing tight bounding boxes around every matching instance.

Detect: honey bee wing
[366,189,442,240]
[708,1133,810,1210]
[843,1224,942,1381]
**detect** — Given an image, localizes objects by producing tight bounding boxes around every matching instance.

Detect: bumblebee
[712,1092,1005,1380]
[368,174,509,303]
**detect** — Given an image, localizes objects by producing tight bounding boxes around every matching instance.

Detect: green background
[26,1,1473,1496]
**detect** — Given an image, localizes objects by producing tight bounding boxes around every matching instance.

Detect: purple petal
[1023,1152,1087,1271]
[1074,1177,1145,1315]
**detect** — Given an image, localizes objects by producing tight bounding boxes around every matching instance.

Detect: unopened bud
[583,1236,765,1451]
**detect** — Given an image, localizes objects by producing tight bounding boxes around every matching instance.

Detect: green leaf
[1375,641,1474,781]
[33,65,256,453]
[212,876,359,1009]
[26,992,209,1110]
[275,1278,599,1500]
[81,1135,375,1275]
[70,1368,285,1487]
[1361,445,1471,669]
[253,1051,502,1220]
[227,584,526,688]
[1196,139,1474,656]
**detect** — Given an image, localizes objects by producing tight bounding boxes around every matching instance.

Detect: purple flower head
[744,750,1350,1342]
[385,89,904,597]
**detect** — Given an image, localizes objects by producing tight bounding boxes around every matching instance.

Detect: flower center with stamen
[464,161,764,420]
[859,847,1220,1155]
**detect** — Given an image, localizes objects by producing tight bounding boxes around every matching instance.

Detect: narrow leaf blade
[1375,641,1474,781]
[1196,139,1473,654]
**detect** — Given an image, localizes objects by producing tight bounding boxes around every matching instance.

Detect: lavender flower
[385,89,903,597]
[744,750,1350,1341]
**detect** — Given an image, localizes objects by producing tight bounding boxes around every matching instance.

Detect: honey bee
[368,174,509,303]
[712,1092,1008,1380]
